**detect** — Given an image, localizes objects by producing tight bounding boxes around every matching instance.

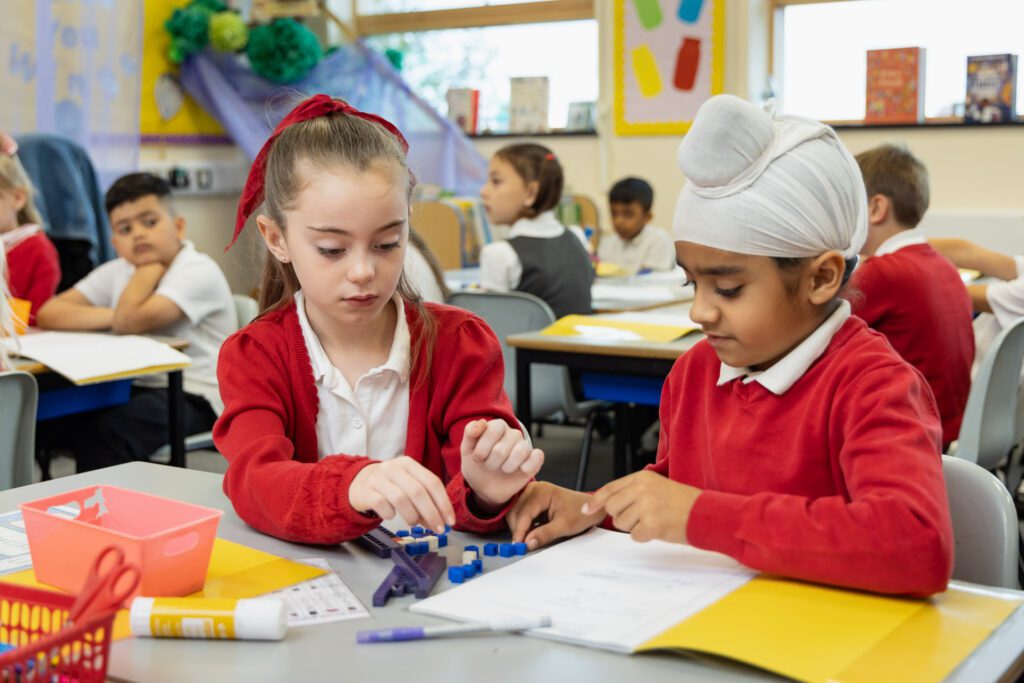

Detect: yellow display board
[614,0,725,135]
[140,0,228,141]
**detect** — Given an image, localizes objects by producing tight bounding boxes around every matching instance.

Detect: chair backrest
[410,201,464,270]
[0,371,38,490]
[942,455,1019,588]
[446,290,574,419]
[571,193,601,232]
[232,294,259,330]
[956,317,1024,469]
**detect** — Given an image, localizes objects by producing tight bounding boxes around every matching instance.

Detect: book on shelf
[864,47,925,124]
[965,53,1018,124]
[510,76,549,133]
[445,88,479,135]
[566,101,596,131]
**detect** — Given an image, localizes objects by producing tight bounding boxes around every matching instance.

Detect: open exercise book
[5,331,191,384]
[412,529,1022,683]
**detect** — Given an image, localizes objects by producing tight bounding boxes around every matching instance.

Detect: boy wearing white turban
[508,95,953,596]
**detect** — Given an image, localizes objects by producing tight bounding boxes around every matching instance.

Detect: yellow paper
[0,538,327,640]
[631,44,663,98]
[7,298,30,335]
[596,262,629,278]
[638,577,1022,683]
[541,314,694,343]
[76,362,192,385]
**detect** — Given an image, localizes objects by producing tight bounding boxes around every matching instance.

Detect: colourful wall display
[141,0,228,142]
[614,0,724,135]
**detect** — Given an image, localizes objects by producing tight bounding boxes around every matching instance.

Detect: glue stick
[129,597,287,641]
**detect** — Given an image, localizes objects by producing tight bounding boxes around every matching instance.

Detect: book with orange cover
[865,47,925,124]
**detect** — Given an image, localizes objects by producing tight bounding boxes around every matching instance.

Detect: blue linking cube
[498,543,515,558]
[448,566,466,584]
[483,543,498,556]
[512,542,528,556]
[395,529,410,537]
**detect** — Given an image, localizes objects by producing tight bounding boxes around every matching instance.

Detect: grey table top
[3,463,1021,683]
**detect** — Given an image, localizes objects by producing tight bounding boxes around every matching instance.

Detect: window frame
[343,0,598,136]
[769,0,1024,128]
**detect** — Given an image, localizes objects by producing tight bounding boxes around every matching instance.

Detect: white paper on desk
[8,332,190,385]
[269,558,369,627]
[410,528,754,653]
[0,507,80,575]
[591,283,682,303]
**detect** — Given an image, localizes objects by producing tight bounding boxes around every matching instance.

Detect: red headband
[229,94,410,250]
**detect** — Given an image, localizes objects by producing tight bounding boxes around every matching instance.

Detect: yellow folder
[0,538,327,640]
[638,576,1022,683]
[541,314,695,343]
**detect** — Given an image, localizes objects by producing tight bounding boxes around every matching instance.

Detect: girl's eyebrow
[306,219,405,235]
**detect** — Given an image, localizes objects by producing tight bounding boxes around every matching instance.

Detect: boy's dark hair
[494,143,563,217]
[855,144,929,228]
[105,172,175,215]
[609,177,654,212]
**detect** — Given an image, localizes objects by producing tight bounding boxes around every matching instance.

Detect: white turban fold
[672,95,867,261]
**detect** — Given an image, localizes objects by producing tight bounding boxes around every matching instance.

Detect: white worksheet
[270,558,369,627]
[411,528,754,653]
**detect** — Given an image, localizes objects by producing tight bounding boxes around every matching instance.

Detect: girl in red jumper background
[214,95,543,545]
[508,95,954,596]
[0,154,61,325]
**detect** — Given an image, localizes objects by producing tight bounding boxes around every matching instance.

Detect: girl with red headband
[213,95,544,544]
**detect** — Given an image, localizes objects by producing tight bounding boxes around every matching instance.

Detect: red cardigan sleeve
[430,315,524,533]
[9,236,60,325]
[213,332,379,544]
[686,366,953,596]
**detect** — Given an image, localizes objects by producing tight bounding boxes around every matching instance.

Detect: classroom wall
[148,0,1024,293]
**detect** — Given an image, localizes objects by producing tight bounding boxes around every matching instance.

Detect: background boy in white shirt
[597,177,675,275]
[37,173,235,471]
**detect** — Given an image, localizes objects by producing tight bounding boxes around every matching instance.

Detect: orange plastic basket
[0,582,115,682]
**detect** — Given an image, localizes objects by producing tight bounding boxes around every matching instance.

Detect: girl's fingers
[519,448,544,477]
[393,468,448,533]
[403,462,456,528]
[376,478,423,528]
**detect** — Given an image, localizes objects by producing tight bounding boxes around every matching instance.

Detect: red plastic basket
[0,582,115,682]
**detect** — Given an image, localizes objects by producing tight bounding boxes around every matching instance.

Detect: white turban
[672,95,867,260]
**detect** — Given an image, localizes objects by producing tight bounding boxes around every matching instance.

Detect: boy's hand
[460,419,544,510]
[583,471,702,544]
[349,456,456,534]
[507,481,604,550]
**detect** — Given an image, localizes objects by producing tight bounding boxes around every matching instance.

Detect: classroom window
[774,0,1024,122]
[345,0,597,134]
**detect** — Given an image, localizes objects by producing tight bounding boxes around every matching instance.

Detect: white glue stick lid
[236,598,288,641]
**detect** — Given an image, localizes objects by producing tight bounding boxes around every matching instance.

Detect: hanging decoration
[246,19,323,84]
[163,2,322,84]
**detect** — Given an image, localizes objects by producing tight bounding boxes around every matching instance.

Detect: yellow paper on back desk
[541,314,694,343]
[0,538,326,640]
[638,577,1022,683]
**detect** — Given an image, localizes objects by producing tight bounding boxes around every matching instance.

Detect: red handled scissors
[67,546,141,624]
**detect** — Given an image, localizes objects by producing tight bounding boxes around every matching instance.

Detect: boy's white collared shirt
[295,290,411,460]
[717,300,851,395]
[872,228,927,257]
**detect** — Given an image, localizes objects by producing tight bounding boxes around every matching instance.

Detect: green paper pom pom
[384,48,404,72]
[246,19,323,84]
[209,11,248,52]
[189,0,227,13]
[165,7,210,59]
[167,42,185,65]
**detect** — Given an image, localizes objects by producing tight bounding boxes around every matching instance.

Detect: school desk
[443,267,692,313]
[507,327,700,477]
[12,336,191,470]
[1,462,1021,683]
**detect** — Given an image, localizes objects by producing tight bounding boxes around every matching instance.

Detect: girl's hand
[583,471,702,544]
[460,419,544,510]
[507,481,604,550]
[0,132,16,156]
[348,456,455,533]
